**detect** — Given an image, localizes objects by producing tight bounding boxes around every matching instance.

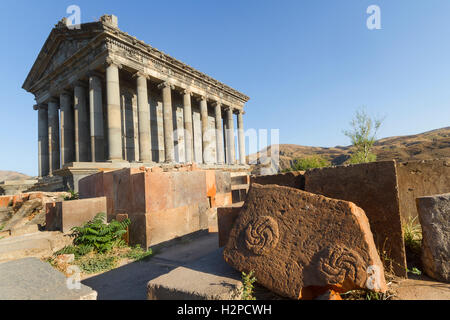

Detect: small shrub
[343,108,384,164]
[288,156,330,171]
[71,213,130,254]
[347,151,377,164]
[403,216,422,255]
[77,255,117,274]
[241,271,257,300]
[125,245,153,261]
[407,267,422,276]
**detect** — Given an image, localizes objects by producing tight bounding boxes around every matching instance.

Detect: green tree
[344,108,383,164]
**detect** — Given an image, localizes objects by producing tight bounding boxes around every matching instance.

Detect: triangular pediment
[22,21,105,92]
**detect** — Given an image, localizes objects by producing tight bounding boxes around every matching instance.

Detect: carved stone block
[223,184,387,299]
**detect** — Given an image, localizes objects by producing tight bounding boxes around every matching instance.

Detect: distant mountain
[0,171,33,183]
[250,127,450,174]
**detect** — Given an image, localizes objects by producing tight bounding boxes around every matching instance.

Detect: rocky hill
[0,171,33,183]
[250,127,450,174]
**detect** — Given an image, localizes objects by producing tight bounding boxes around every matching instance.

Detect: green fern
[64,189,79,201]
[71,213,130,254]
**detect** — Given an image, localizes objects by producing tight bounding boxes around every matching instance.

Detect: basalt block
[416,193,450,283]
[304,161,407,277]
[223,184,387,300]
[251,171,305,190]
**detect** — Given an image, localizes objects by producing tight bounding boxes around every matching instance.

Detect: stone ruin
[2,13,449,300]
[223,184,387,299]
[218,158,449,299]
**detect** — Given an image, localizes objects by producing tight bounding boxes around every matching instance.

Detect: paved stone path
[0,257,96,300]
[82,233,221,300]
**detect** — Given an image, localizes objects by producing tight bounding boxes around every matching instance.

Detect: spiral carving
[319,246,365,284]
[245,216,279,255]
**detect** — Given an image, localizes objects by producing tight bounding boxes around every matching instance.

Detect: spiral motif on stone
[319,246,364,284]
[245,216,279,255]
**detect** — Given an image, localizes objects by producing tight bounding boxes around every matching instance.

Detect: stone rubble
[223,184,387,299]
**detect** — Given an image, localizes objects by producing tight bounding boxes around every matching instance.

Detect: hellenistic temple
[23,15,249,190]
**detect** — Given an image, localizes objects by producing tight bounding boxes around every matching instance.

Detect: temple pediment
[22,20,104,92]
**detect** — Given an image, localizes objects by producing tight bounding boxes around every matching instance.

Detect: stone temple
[23,14,250,190]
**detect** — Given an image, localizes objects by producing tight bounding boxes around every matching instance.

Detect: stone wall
[45,197,107,233]
[396,158,450,222]
[251,171,305,190]
[79,166,234,248]
[304,161,407,277]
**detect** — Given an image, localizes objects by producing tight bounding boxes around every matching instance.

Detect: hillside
[0,171,32,183]
[250,127,450,174]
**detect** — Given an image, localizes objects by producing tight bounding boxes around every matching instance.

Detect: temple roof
[23,15,249,104]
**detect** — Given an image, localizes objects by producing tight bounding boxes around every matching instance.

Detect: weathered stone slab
[397,159,450,222]
[46,197,107,233]
[251,171,305,190]
[148,249,242,300]
[304,161,407,277]
[416,193,450,283]
[0,257,97,300]
[224,184,387,300]
[0,231,72,264]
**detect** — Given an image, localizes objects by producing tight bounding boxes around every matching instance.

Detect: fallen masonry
[147,249,242,300]
[304,161,407,277]
[416,193,450,283]
[223,184,387,299]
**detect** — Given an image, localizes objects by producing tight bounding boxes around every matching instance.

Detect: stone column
[226,107,236,165]
[135,72,152,162]
[89,74,104,162]
[35,105,49,177]
[182,90,194,163]
[74,82,89,162]
[60,91,74,166]
[105,58,123,161]
[200,96,211,164]
[213,102,225,165]
[47,98,60,173]
[237,110,246,165]
[159,82,174,163]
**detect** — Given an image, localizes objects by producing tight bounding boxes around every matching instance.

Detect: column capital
[73,80,88,89]
[105,57,123,69]
[60,89,72,97]
[196,95,208,102]
[132,71,149,80]
[47,96,59,104]
[237,109,245,115]
[33,104,47,111]
[181,89,193,96]
[157,81,174,90]
[87,70,104,79]
[223,106,234,113]
[212,101,222,108]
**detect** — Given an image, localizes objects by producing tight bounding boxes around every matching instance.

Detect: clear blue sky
[1,0,449,176]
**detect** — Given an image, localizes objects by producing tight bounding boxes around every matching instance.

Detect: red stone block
[46,197,107,233]
[217,203,243,247]
[0,196,13,208]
